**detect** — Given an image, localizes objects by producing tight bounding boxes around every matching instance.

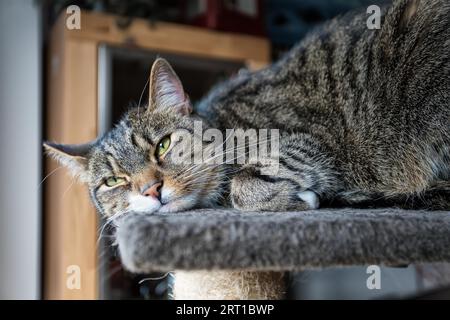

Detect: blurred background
[3,0,444,300]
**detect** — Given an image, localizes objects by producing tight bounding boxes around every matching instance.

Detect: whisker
[97,219,116,247]
[197,138,273,164]
[137,77,150,118]
[138,272,171,284]
[96,210,128,247]
[37,166,63,189]
[171,136,271,177]
[101,264,123,285]
[178,151,254,180]
[61,177,76,199]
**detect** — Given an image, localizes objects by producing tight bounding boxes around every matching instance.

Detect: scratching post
[173,271,285,300]
[117,209,450,299]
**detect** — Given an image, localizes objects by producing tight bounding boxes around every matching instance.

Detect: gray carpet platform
[116,209,450,274]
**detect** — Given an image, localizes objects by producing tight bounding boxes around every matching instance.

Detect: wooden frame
[45,10,270,299]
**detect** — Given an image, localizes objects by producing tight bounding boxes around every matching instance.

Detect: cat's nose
[142,181,162,199]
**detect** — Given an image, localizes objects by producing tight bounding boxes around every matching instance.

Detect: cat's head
[44,58,226,218]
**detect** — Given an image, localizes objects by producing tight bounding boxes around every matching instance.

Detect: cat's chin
[126,191,195,214]
[127,194,161,214]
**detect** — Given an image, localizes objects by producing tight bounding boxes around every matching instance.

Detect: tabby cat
[44,0,450,300]
[45,0,450,218]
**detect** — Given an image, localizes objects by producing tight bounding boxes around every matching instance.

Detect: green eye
[156,136,171,156]
[105,176,126,187]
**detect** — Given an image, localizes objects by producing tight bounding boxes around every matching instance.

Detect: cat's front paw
[297,190,320,209]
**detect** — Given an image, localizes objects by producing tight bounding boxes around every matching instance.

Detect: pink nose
[142,182,162,199]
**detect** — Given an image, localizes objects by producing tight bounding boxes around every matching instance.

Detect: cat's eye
[156,136,171,157]
[105,176,126,187]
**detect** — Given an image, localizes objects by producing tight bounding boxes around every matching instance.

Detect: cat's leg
[393,181,450,210]
[231,166,317,211]
[230,133,340,211]
[336,181,450,210]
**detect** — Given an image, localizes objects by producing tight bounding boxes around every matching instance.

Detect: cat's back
[198,0,450,133]
[197,0,450,191]
[198,0,450,142]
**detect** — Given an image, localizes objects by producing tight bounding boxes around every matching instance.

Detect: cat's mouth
[127,189,197,215]
[158,197,194,213]
[154,185,195,212]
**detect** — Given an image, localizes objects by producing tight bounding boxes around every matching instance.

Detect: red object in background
[181,0,266,37]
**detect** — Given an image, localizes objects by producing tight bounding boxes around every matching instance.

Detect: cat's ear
[43,141,93,182]
[148,58,192,115]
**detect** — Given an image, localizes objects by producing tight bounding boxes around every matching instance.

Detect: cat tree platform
[116,208,450,273]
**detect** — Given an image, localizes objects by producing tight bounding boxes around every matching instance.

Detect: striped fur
[199,0,450,210]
